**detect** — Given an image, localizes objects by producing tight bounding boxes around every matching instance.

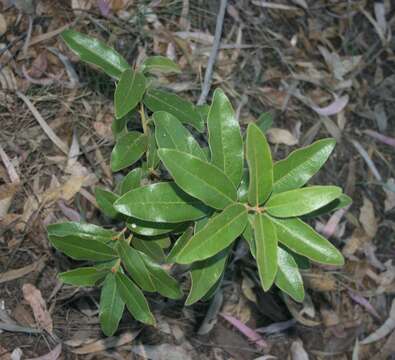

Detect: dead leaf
[22,283,53,334]
[71,331,139,354]
[241,275,257,303]
[359,197,377,239]
[343,227,370,258]
[303,269,337,292]
[0,257,46,284]
[311,95,349,116]
[0,184,19,219]
[361,299,395,344]
[290,338,309,360]
[0,345,11,360]
[384,179,395,212]
[131,344,193,360]
[26,344,61,360]
[320,307,340,327]
[266,128,298,146]
[0,13,7,35]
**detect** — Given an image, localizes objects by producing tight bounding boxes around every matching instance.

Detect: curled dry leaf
[0,257,46,284]
[361,299,395,344]
[71,331,139,354]
[311,95,349,116]
[359,197,378,239]
[22,284,53,334]
[266,128,298,146]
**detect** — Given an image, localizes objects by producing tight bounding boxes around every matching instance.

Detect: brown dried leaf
[22,284,53,334]
[342,227,370,258]
[26,344,61,360]
[72,332,139,354]
[359,197,377,238]
[0,257,46,284]
[266,128,298,146]
[303,269,337,292]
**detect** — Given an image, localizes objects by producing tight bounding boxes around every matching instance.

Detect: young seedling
[48,30,351,336]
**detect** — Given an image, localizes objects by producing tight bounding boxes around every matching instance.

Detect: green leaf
[61,30,129,79]
[114,182,208,223]
[119,168,142,195]
[158,149,237,210]
[116,239,156,291]
[275,247,304,302]
[242,216,256,258]
[207,89,243,187]
[111,132,148,172]
[143,89,204,132]
[47,222,116,242]
[257,112,273,133]
[115,272,155,325]
[266,186,342,218]
[141,56,181,74]
[254,213,278,291]
[196,104,209,125]
[268,216,344,265]
[132,237,165,262]
[186,248,229,305]
[273,138,336,193]
[237,168,249,203]
[49,235,117,261]
[175,203,248,264]
[95,188,119,218]
[139,252,182,299]
[112,116,128,139]
[114,69,146,119]
[127,218,185,237]
[154,111,206,160]
[303,193,352,218]
[246,123,273,206]
[146,134,160,170]
[167,228,193,262]
[99,273,125,336]
[59,267,108,286]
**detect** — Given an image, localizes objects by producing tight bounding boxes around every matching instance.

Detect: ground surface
[0,0,395,359]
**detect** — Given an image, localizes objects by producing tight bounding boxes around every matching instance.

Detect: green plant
[48,30,352,336]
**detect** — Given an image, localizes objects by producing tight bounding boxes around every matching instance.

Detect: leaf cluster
[48,30,351,336]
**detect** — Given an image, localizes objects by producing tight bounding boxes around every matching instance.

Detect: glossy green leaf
[175,203,248,264]
[47,222,116,242]
[100,273,125,336]
[114,69,146,119]
[49,235,117,261]
[242,216,256,258]
[186,248,229,305]
[143,89,204,132]
[95,187,119,218]
[254,213,278,290]
[158,149,237,210]
[207,89,243,187]
[273,138,336,193]
[114,182,208,223]
[153,237,171,248]
[139,252,182,299]
[133,237,165,262]
[141,56,181,74]
[167,228,193,262]
[61,30,129,79]
[154,111,206,160]
[127,218,184,237]
[194,216,210,233]
[266,186,342,218]
[146,134,160,170]
[119,168,142,195]
[246,123,273,206]
[237,168,249,203]
[116,239,156,291]
[257,112,273,133]
[196,104,209,125]
[115,272,155,325]
[111,132,148,172]
[275,247,304,302]
[59,267,108,286]
[112,116,128,139]
[303,193,352,218]
[268,216,344,265]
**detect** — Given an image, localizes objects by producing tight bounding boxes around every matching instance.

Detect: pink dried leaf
[348,291,381,320]
[364,130,395,149]
[220,313,267,350]
[311,95,349,116]
[97,0,111,17]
